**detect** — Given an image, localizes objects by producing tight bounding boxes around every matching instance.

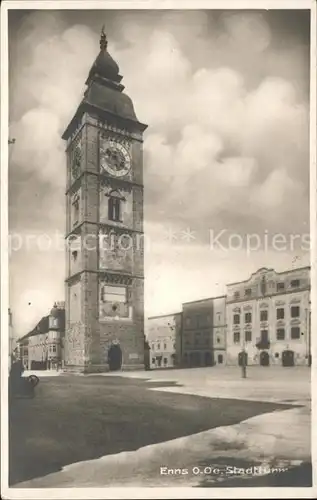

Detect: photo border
[1,0,316,498]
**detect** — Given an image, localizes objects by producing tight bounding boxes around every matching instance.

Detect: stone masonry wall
[65,113,145,371]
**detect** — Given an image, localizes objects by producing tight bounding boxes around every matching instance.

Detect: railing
[255,336,270,350]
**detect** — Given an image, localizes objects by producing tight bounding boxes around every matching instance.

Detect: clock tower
[62,28,147,373]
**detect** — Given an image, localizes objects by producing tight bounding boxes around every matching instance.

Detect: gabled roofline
[227,266,310,287]
[17,314,51,342]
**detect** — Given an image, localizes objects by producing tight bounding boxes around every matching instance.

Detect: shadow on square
[9,375,297,486]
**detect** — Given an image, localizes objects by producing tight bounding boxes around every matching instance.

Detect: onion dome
[62,27,147,140]
[86,26,122,85]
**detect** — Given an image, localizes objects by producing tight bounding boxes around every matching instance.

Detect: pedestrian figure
[9,357,24,394]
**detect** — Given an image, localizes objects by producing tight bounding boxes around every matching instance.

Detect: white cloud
[9,11,310,334]
[221,12,271,53]
[250,168,305,211]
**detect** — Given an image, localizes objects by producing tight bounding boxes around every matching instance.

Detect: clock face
[100,141,131,177]
[72,144,81,179]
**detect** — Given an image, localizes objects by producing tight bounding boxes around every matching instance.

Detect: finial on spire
[100,25,108,51]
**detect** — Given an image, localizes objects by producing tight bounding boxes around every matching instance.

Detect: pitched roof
[17,304,66,343]
[18,315,50,342]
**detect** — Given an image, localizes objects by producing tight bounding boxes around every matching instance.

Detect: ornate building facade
[63,29,147,372]
[226,267,311,366]
[146,313,182,369]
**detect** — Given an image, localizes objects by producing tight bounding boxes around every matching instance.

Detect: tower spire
[100,25,108,51]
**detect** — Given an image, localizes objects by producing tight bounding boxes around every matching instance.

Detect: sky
[8,8,311,337]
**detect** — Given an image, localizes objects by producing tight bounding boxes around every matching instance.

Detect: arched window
[107,190,125,222]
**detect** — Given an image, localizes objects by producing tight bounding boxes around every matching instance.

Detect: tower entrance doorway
[108,343,122,371]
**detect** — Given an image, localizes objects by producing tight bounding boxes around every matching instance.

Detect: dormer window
[234,291,240,300]
[245,288,252,297]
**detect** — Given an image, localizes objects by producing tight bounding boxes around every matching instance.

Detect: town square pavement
[11,365,311,488]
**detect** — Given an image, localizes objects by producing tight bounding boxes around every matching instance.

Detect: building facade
[226,267,311,366]
[211,296,227,365]
[63,29,147,372]
[146,313,182,369]
[181,296,226,367]
[17,303,65,370]
[182,299,213,367]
